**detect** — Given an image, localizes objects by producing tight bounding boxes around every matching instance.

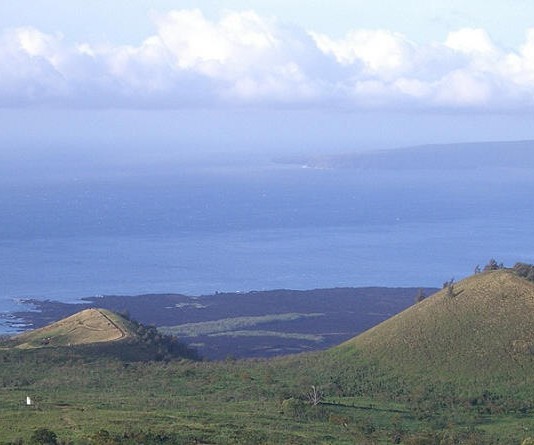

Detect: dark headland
[6,286,437,359]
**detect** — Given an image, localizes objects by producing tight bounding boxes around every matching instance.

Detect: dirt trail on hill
[94,309,128,340]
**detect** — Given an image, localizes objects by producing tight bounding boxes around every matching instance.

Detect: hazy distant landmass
[276,140,534,170]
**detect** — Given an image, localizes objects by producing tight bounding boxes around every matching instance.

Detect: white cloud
[311,29,415,79]
[0,27,69,103]
[503,30,534,87]
[445,28,496,55]
[155,10,233,72]
[394,78,432,98]
[149,9,320,103]
[434,70,493,106]
[2,11,534,110]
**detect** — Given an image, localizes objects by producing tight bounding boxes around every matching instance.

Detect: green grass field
[0,344,532,444]
[1,269,534,444]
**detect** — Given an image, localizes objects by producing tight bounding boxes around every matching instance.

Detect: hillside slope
[4,308,200,362]
[339,269,534,377]
[11,308,133,349]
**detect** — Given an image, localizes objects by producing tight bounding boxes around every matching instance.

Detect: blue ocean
[1,162,533,331]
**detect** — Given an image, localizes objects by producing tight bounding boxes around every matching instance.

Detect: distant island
[275,139,534,170]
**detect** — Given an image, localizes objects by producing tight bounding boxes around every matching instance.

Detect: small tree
[307,385,323,406]
[443,278,455,298]
[483,258,503,271]
[513,262,534,282]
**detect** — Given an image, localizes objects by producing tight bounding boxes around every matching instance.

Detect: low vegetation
[160,313,324,337]
[1,266,534,443]
[0,347,529,444]
[513,262,534,282]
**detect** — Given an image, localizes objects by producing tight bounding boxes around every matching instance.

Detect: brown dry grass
[13,308,132,348]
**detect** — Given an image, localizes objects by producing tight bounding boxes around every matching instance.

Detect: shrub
[281,397,307,419]
[29,428,58,445]
[483,259,504,271]
[513,262,534,282]
[90,430,116,445]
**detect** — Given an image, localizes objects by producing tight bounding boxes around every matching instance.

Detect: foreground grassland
[0,346,532,444]
[1,269,534,444]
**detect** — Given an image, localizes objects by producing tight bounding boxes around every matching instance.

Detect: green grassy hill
[286,268,534,437]
[270,268,534,442]
[339,269,534,378]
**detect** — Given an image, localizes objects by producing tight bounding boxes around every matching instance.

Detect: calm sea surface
[1,164,533,329]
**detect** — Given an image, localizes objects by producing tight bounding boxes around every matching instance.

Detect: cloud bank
[3,9,534,110]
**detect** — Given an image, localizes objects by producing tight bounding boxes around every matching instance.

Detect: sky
[2,0,534,165]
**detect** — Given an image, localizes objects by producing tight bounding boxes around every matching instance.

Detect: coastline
[2,286,437,359]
